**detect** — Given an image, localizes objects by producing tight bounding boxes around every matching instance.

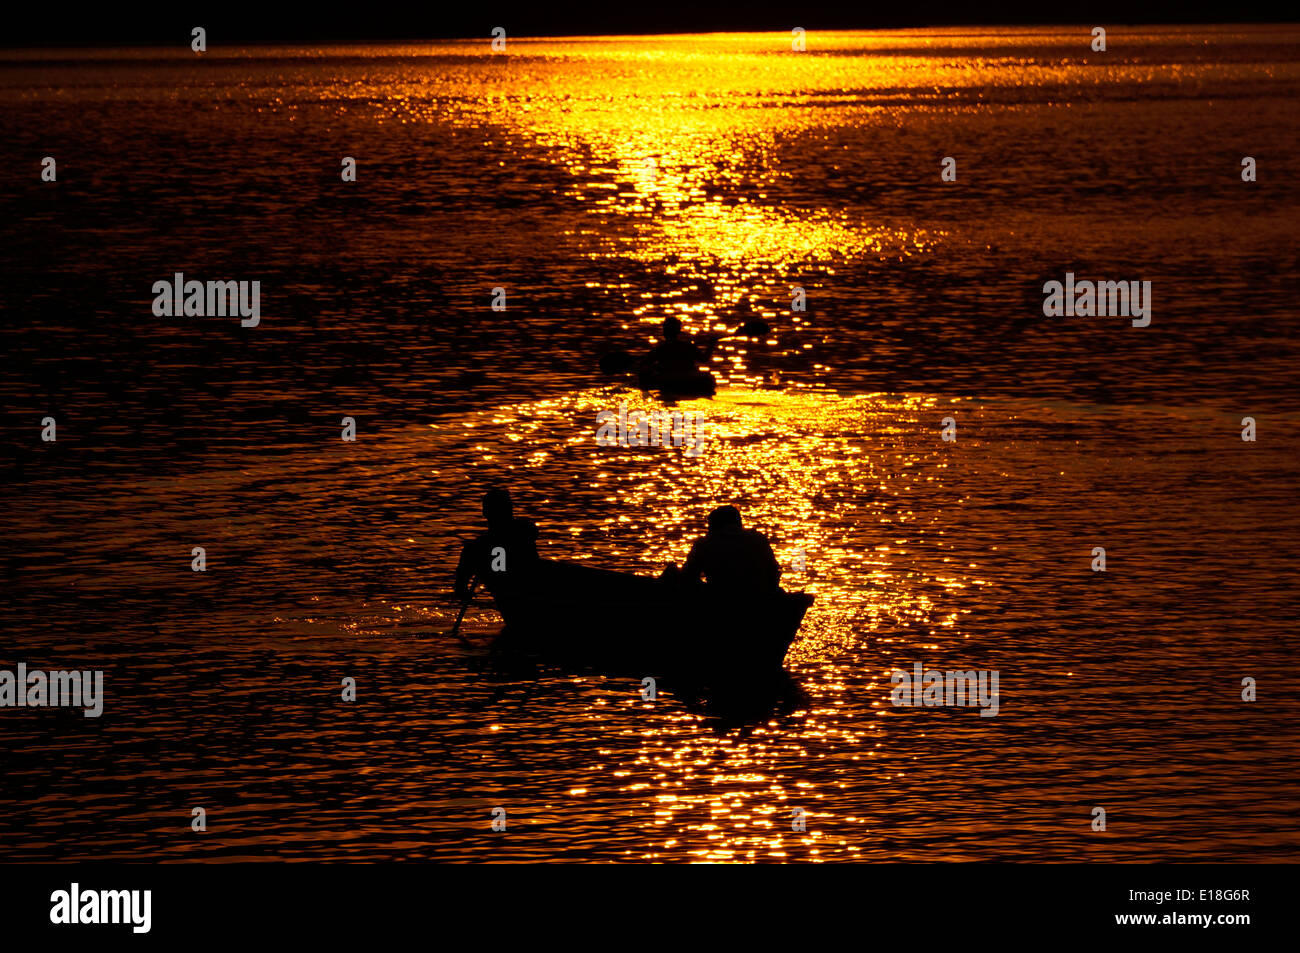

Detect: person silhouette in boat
[454,488,539,601]
[677,505,781,595]
[640,316,705,383]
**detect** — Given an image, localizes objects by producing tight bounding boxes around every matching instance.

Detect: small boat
[636,368,717,398]
[489,558,813,684]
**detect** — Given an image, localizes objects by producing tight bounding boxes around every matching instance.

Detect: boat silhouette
[487,558,813,687]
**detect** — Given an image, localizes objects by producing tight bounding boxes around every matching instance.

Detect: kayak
[489,558,813,683]
[637,369,717,398]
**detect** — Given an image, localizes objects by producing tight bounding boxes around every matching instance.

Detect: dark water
[1,27,1298,861]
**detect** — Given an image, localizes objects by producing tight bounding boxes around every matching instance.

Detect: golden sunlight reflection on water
[5,27,1298,861]
[429,386,983,860]
[369,34,972,371]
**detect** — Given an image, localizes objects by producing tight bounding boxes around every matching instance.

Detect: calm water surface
[1,27,1298,861]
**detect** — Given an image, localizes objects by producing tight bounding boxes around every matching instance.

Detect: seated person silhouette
[641,316,704,380]
[454,488,539,601]
[678,505,781,597]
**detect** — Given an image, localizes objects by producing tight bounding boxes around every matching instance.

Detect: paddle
[448,577,478,645]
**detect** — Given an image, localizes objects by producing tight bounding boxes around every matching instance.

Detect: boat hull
[489,559,812,683]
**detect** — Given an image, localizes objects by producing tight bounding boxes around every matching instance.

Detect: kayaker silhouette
[454,488,539,601]
[640,317,704,379]
[637,317,719,397]
[676,505,781,595]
